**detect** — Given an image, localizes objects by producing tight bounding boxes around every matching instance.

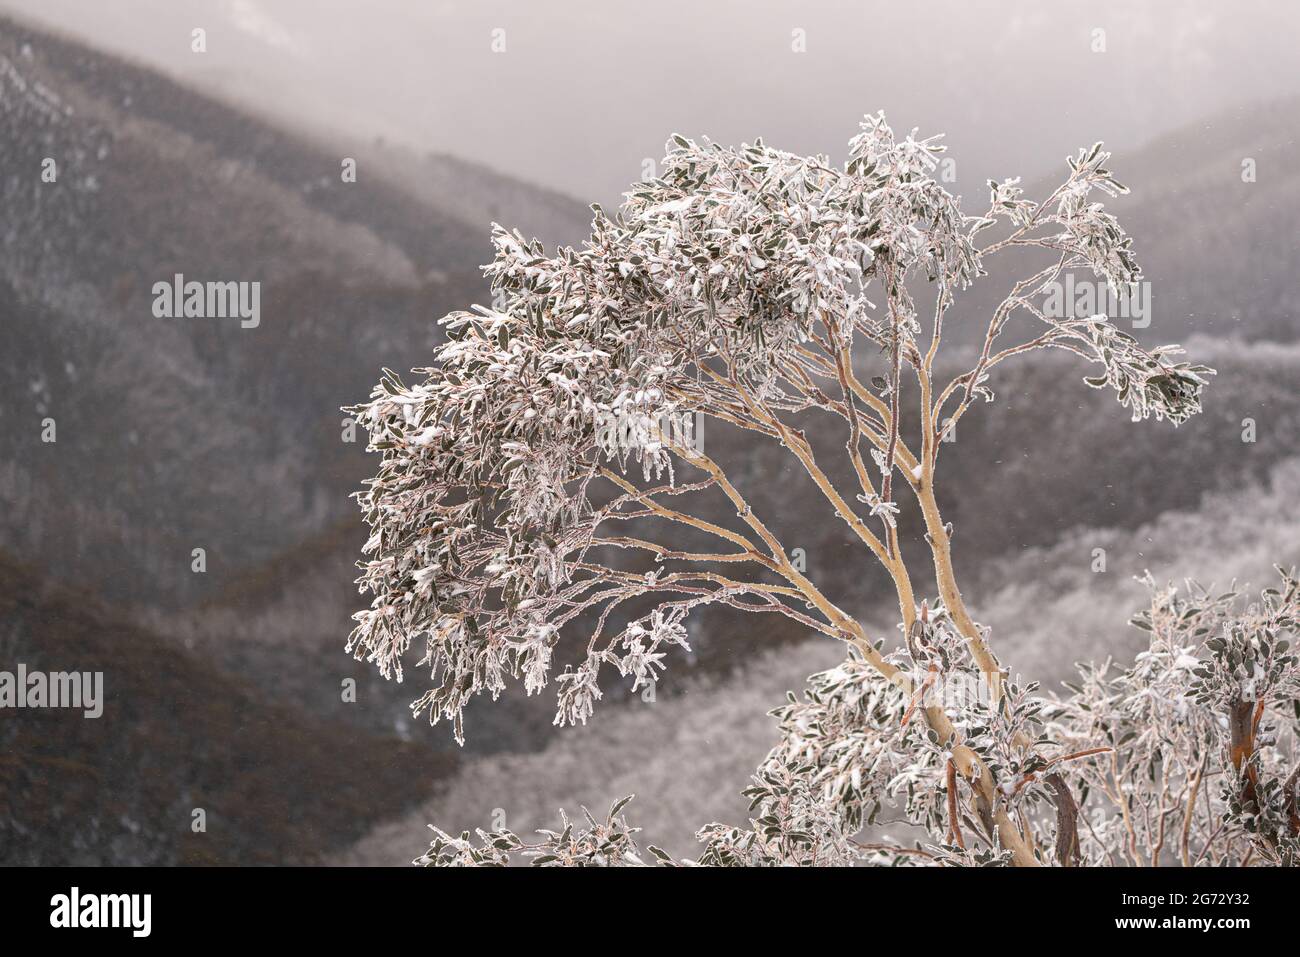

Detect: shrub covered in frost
[341,113,1292,867]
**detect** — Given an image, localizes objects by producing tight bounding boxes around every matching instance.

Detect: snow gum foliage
[419,575,1299,867]
[415,795,650,867]
[1047,570,1300,866]
[344,112,1247,866]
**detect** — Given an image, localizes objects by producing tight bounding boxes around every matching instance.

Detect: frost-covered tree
[343,113,1295,867]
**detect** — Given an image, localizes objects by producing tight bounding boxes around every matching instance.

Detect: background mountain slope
[0,550,455,865]
[0,15,586,863]
[2,12,1298,866]
[0,15,590,614]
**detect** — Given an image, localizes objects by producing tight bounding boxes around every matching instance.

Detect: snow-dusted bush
[1046,571,1300,866]
[340,113,1291,867]
[407,573,1298,868]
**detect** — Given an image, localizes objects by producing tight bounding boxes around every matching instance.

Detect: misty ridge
[0,3,1296,867]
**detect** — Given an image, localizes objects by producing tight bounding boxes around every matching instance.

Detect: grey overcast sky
[3,0,1298,206]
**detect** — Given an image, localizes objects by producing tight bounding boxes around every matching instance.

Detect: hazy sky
[4,0,1298,205]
